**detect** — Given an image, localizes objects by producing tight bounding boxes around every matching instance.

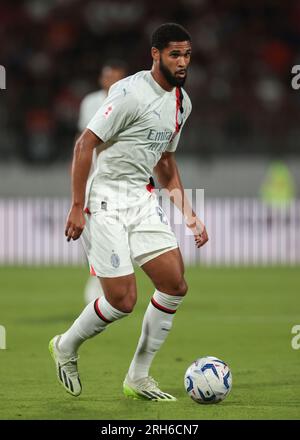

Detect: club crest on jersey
[111,251,120,268]
[103,105,113,119]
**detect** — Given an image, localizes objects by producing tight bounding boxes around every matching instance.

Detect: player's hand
[186,217,209,248]
[65,205,86,242]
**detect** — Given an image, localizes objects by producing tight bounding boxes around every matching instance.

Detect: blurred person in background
[78,60,128,134]
[259,161,296,232]
[78,60,127,304]
[260,161,296,207]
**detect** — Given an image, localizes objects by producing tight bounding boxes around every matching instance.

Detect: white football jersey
[86,70,192,206]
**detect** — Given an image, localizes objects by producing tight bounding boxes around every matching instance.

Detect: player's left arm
[154,152,208,248]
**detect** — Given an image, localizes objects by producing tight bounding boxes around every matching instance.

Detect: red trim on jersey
[175,87,181,133]
[94,299,112,323]
[151,297,176,314]
[90,265,96,276]
[84,207,91,215]
[146,183,155,192]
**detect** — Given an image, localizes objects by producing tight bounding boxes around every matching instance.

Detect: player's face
[100,67,126,92]
[159,41,191,87]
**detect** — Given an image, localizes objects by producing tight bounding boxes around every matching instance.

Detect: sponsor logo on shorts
[111,251,120,268]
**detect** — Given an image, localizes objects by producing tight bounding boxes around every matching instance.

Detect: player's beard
[159,57,187,87]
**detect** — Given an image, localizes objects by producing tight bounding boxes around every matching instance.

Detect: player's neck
[151,68,174,92]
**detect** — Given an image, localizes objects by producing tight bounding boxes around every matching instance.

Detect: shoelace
[60,355,79,371]
[139,376,159,391]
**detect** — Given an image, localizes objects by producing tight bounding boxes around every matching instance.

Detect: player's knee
[156,277,188,297]
[118,301,136,314]
[115,291,137,313]
[175,278,188,297]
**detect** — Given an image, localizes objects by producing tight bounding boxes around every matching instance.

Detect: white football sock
[59,296,129,355]
[128,289,184,381]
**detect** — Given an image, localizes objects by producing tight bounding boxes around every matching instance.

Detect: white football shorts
[81,189,178,278]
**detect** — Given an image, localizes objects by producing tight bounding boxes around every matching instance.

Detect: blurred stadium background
[1,0,300,420]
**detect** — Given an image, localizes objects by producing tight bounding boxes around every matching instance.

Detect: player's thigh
[82,212,137,312]
[141,247,188,296]
[82,210,134,278]
[129,196,178,262]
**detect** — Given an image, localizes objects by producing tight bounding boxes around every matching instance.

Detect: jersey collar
[148,71,174,96]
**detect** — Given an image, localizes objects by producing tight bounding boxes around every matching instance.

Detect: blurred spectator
[78,59,127,132]
[1,0,300,162]
[260,161,296,206]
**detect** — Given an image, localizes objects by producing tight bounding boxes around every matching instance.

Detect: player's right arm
[65,129,103,242]
[65,84,139,241]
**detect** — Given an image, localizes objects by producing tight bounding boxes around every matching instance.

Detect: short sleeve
[87,87,140,142]
[166,92,192,152]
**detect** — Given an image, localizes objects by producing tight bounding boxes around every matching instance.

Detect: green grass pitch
[0,265,300,420]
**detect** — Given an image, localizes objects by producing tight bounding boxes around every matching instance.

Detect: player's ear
[151,47,160,63]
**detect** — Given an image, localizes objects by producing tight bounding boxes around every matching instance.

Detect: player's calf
[127,289,185,386]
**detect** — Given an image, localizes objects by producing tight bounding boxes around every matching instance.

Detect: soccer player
[49,23,208,401]
[77,60,127,304]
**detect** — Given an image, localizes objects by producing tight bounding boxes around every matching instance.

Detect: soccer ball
[184,356,232,404]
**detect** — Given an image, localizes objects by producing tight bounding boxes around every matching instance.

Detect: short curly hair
[151,23,191,50]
